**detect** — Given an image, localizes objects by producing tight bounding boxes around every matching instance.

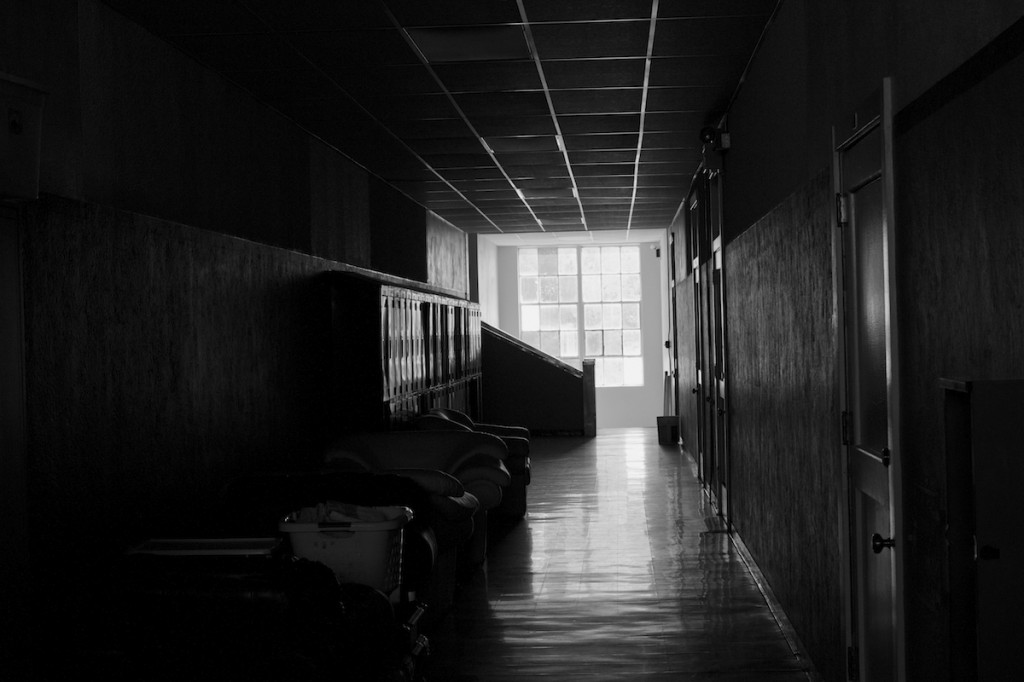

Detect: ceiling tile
[658,0,777,19]
[565,133,639,151]
[523,0,653,22]
[486,136,561,153]
[531,21,651,60]
[550,89,643,115]
[569,149,637,164]
[434,61,542,93]
[542,59,646,89]
[559,114,640,135]
[454,91,551,118]
[473,115,557,137]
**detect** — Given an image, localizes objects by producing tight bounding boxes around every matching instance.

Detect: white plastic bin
[279,503,413,594]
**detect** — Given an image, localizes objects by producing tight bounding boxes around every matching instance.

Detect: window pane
[621,246,640,273]
[560,331,578,357]
[621,273,641,301]
[584,304,603,329]
[594,358,605,386]
[581,246,602,274]
[540,331,560,356]
[603,357,624,386]
[585,330,603,355]
[604,330,623,355]
[558,248,578,275]
[520,276,539,303]
[582,274,602,302]
[559,276,578,302]
[559,304,578,331]
[518,248,538,276]
[539,276,559,303]
[623,329,642,355]
[603,303,622,329]
[538,247,558,275]
[624,357,644,386]
[601,274,621,302]
[521,305,540,331]
[540,304,559,330]
[601,246,620,274]
[522,331,540,348]
[622,303,640,329]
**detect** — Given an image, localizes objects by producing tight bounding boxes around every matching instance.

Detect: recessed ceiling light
[407,25,532,63]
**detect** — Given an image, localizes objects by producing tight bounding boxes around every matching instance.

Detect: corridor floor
[423,428,818,681]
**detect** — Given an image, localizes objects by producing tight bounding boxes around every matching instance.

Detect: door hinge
[841,411,852,446]
[836,192,849,227]
[847,645,859,681]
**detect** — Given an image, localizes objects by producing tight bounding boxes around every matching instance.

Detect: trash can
[656,416,679,445]
[280,502,413,594]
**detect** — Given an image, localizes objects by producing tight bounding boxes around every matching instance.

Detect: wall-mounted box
[1,73,46,201]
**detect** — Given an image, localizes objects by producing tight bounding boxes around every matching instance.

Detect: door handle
[871,533,895,554]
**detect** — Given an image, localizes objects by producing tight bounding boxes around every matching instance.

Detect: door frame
[832,77,905,681]
[686,167,730,525]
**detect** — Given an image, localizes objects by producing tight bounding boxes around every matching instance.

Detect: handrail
[482,322,583,378]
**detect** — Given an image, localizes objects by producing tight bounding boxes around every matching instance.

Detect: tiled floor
[423,428,818,681]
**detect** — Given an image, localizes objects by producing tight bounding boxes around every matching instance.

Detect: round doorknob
[871,533,895,554]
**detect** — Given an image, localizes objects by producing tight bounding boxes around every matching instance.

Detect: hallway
[424,429,819,681]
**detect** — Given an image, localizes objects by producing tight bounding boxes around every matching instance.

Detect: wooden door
[834,79,904,681]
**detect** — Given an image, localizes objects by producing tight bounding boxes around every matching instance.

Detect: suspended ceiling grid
[101,0,776,235]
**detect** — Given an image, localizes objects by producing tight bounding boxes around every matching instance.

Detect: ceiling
[101,0,777,236]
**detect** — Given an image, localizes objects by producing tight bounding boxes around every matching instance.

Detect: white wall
[475,235,500,325]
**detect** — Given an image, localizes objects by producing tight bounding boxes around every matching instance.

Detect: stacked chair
[324,429,511,588]
[414,408,532,521]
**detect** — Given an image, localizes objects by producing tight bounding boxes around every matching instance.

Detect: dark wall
[724,169,842,682]
[369,176,428,283]
[22,196,331,555]
[77,0,311,252]
[710,4,1024,680]
[894,44,1024,682]
[0,0,467,284]
[18,195,340,665]
[724,0,1024,245]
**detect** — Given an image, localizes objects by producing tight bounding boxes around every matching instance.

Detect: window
[518,245,643,387]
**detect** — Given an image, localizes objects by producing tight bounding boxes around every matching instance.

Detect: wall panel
[725,168,842,682]
[427,211,469,297]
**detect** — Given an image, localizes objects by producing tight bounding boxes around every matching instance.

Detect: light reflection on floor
[424,428,815,681]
